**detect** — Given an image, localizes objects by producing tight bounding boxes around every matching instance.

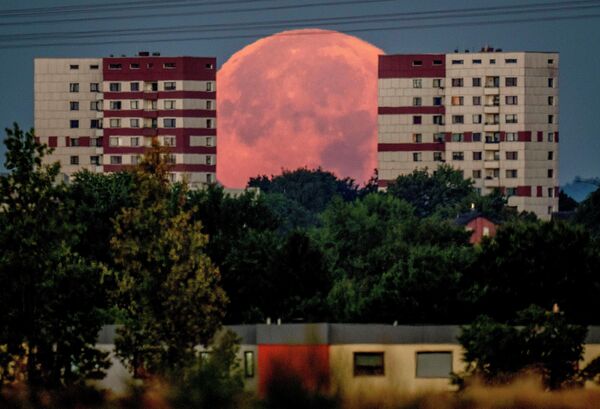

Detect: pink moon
[217,29,383,188]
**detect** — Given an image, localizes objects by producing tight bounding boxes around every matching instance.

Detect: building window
[206,100,213,110]
[473,133,482,142]
[206,136,214,147]
[206,173,213,183]
[69,83,79,92]
[434,133,445,143]
[131,155,140,165]
[452,152,464,161]
[506,132,517,142]
[206,82,213,91]
[416,352,453,378]
[110,119,121,128]
[505,58,518,64]
[473,114,482,124]
[472,169,482,178]
[70,156,79,165]
[451,59,464,65]
[130,63,140,69]
[163,62,176,69]
[94,137,103,147]
[354,352,384,376]
[548,78,555,88]
[548,115,554,124]
[548,187,554,197]
[548,96,554,106]
[451,78,463,87]
[109,83,121,92]
[70,101,79,111]
[90,101,101,111]
[110,101,122,110]
[70,120,79,129]
[164,100,176,109]
[490,59,496,64]
[412,97,422,107]
[506,169,518,178]
[164,118,176,128]
[433,59,443,66]
[487,112,501,125]
[69,137,79,147]
[548,151,554,160]
[505,77,518,87]
[412,79,422,88]
[206,155,213,165]
[90,64,99,70]
[413,116,422,125]
[505,114,518,124]
[164,136,176,147]
[505,96,518,105]
[164,81,176,91]
[90,156,100,165]
[506,187,517,196]
[206,119,213,129]
[506,151,518,160]
[130,119,140,128]
[90,119,101,129]
[473,152,482,161]
[165,154,176,164]
[485,132,500,143]
[110,156,122,165]
[547,132,554,142]
[451,96,464,106]
[473,96,481,106]
[432,78,443,88]
[548,59,554,64]
[413,152,422,162]
[472,77,481,87]
[130,82,140,92]
[130,100,139,109]
[412,60,422,66]
[90,83,100,92]
[108,63,122,70]
[239,351,253,378]
[412,133,422,143]
[548,169,554,178]
[451,133,464,142]
[150,82,159,91]
[433,151,443,161]
[109,137,119,147]
[452,115,464,124]
[433,97,443,106]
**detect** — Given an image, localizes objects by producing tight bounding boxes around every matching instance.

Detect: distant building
[34,52,217,187]
[455,212,498,244]
[378,47,559,220]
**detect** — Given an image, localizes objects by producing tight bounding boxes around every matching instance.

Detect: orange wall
[258,345,330,396]
[467,217,497,244]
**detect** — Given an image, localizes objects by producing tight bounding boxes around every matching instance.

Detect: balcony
[142,110,159,119]
[484,142,500,150]
[94,129,104,137]
[143,92,159,101]
[484,161,500,168]
[484,87,500,95]
[484,177,500,187]
[142,127,158,137]
[484,105,500,114]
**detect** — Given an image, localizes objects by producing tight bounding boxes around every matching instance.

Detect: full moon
[217,29,383,188]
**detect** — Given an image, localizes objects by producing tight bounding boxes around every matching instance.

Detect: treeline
[2,123,600,391]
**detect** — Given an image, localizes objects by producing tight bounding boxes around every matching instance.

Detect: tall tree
[575,186,600,237]
[110,144,227,376]
[0,124,109,388]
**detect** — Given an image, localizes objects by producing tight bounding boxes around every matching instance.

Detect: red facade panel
[378,54,445,78]
[537,131,543,142]
[79,137,90,147]
[516,186,532,197]
[48,136,57,147]
[464,132,473,142]
[378,106,445,115]
[104,91,216,100]
[103,56,216,81]
[377,142,445,152]
[555,131,559,142]
[466,217,497,244]
[537,186,543,197]
[103,109,216,118]
[518,131,531,142]
[104,164,215,173]
[499,131,506,142]
[258,345,329,397]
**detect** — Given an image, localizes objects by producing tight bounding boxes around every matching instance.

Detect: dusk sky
[1,0,599,185]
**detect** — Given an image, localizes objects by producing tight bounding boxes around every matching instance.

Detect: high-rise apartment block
[34,53,217,187]
[378,48,559,219]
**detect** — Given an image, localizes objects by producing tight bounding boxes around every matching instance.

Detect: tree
[0,124,109,388]
[559,190,578,212]
[386,165,475,218]
[575,186,600,237]
[458,306,589,389]
[110,144,227,376]
[463,220,600,323]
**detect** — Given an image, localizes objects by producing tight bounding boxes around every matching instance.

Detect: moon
[217,29,383,188]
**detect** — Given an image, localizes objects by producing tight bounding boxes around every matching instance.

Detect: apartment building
[378,48,559,219]
[34,52,217,187]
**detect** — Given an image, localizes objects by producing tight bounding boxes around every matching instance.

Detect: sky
[1,0,599,184]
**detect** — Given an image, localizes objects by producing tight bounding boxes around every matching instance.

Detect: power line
[0,0,401,27]
[0,0,271,18]
[0,12,598,50]
[1,0,599,42]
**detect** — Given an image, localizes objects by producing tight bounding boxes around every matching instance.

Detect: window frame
[353,352,384,376]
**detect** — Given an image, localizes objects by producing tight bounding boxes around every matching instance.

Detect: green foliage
[559,190,579,212]
[169,330,248,409]
[458,306,587,389]
[463,220,600,323]
[110,145,227,376]
[387,165,475,218]
[0,124,109,388]
[575,186,600,237]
